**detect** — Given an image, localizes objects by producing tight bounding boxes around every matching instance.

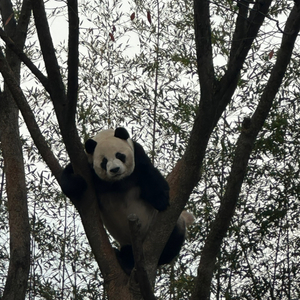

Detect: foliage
[0,0,299,299]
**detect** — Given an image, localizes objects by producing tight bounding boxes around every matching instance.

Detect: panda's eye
[116,152,126,163]
[101,157,108,170]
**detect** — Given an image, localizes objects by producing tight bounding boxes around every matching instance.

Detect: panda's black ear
[85,139,97,154]
[115,127,130,140]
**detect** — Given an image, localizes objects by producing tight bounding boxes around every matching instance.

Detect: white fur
[87,129,158,245]
[180,211,195,227]
[88,128,194,252]
[99,186,157,246]
[89,129,135,182]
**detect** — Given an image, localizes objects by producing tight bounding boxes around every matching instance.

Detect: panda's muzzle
[110,167,120,174]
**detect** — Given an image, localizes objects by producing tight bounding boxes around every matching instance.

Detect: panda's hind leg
[115,245,134,275]
[158,211,194,265]
[158,222,185,265]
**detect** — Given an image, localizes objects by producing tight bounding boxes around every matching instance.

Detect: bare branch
[66,0,79,125]
[128,214,156,300]
[32,0,66,107]
[229,0,250,62]
[0,28,51,92]
[193,0,215,100]
[0,49,62,180]
[191,3,300,299]
[215,0,273,121]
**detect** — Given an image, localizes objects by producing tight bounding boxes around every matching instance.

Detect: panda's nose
[110,167,120,174]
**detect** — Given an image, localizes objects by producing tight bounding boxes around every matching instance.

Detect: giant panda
[61,127,194,273]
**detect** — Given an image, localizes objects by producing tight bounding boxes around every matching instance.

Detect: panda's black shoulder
[132,141,152,166]
[132,141,170,211]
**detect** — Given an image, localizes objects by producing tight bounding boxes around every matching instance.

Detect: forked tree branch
[215,0,273,124]
[0,49,62,180]
[30,2,129,294]
[144,0,281,286]
[31,0,85,163]
[191,2,300,299]
[229,0,250,62]
[0,28,51,92]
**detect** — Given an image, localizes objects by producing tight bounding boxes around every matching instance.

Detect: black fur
[60,163,87,199]
[115,224,186,275]
[114,127,130,140]
[158,223,185,265]
[60,128,185,273]
[85,139,97,154]
[81,140,169,212]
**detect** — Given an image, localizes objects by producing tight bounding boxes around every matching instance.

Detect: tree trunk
[0,0,31,298]
[0,92,30,300]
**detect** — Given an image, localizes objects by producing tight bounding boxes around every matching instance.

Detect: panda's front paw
[60,163,87,198]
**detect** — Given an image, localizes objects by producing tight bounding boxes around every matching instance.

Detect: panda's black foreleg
[115,245,135,275]
[158,224,185,265]
[60,163,87,199]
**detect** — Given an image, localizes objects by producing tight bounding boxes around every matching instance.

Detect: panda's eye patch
[116,152,126,163]
[101,157,108,170]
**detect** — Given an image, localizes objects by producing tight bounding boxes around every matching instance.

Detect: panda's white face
[89,131,135,182]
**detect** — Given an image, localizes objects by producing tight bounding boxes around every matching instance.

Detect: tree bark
[31,1,139,298]
[191,2,300,299]
[143,0,273,282]
[0,0,31,298]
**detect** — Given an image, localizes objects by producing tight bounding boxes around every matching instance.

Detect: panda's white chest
[99,186,157,246]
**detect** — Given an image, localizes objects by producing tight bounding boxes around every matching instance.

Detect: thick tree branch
[0,28,51,92]
[215,0,272,121]
[128,214,156,300]
[0,92,30,300]
[31,0,84,164]
[14,0,31,44]
[32,0,67,111]
[31,3,129,293]
[229,0,250,62]
[191,3,300,299]
[193,0,215,98]
[0,1,32,298]
[0,49,62,180]
[66,0,79,126]
[144,0,290,288]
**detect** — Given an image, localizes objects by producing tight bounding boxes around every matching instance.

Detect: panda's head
[85,127,135,182]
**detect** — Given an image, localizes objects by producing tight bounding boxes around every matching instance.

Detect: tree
[0,1,31,299]
[0,0,300,299]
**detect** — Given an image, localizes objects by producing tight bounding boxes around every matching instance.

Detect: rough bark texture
[31,0,135,298]
[0,95,30,300]
[191,1,300,299]
[0,0,31,299]
[144,0,273,282]
[1,0,299,299]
